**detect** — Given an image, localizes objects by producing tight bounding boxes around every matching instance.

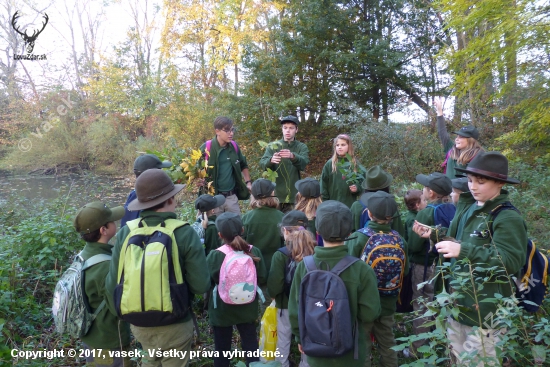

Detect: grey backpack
[298,255,359,359]
[52,253,111,338]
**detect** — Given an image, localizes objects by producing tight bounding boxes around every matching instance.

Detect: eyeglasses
[221,127,236,133]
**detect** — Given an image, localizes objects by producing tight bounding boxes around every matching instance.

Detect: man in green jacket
[260,115,309,213]
[289,201,381,367]
[200,116,253,214]
[105,169,210,367]
[73,201,131,367]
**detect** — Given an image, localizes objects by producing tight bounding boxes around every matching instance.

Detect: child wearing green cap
[268,210,316,367]
[294,177,323,243]
[289,200,381,367]
[73,201,131,366]
[347,192,408,367]
[403,189,427,242]
[194,194,226,256]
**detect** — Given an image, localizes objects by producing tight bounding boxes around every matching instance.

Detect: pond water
[0,170,133,208]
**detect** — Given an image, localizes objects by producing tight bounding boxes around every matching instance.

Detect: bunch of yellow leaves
[179,149,215,195]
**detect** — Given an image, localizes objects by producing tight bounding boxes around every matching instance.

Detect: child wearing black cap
[347,192,408,367]
[407,171,452,354]
[294,177,322,240]
[288,200,381,367]
[194,194,226,256]
[268,210,316,367]
[73,202,131,366]
[207,212,267,367]
[450,177,469,205]
[435,97,483,180]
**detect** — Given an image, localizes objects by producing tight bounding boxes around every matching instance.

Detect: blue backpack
[490,202,549,313]
[358,227,406,297]
[298,255,359,359]
[359,202,370,229]
[427,203,456,229]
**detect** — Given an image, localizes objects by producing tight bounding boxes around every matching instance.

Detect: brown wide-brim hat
[128,169,186,211]
[455,151,520,184]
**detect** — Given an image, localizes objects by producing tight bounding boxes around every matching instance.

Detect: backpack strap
[81,254,112,316]
[82,254,112,270]
[205,140,239,161]
[303,255,317,272]
[278,247,291,257]
[330,256,360,276]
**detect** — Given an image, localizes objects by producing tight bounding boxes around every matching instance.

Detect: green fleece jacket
[203,215,221,256]
[437,116,468,180]
[403,209,418,242]
[80,242,131,349]
[259,139,309,204]
[105,211,210,324]
[242,206,284,274]
[407,203,444,265]
[200,137,248,195]
[289,245,381,367]
[321,159,365,208]
[206,246,267,327]
[350,200,406,236]
[267,248,291,309]
[443,190,527,327]
[346,221,409,316]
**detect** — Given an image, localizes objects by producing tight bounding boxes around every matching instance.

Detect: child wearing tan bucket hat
[416,151,526,364]
[105,169,210,367]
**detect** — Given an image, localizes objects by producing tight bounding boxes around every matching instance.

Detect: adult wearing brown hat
[260,115,310,213]
[350,166,405,236]
[105,169,210,367]
[435,97,484,180]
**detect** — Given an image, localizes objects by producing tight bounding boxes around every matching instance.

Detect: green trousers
[364,314,398,367]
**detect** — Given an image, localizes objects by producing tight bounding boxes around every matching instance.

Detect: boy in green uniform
[407,172,452,353]
[450,177,469,205]
[347,192,408,367]
[105,169,210,367]
[289,200,381,367]
[73,201,131,367]
[403,189,427,242]
[350,166,405,236]
[260,115,310,213]
[418,152,527,365]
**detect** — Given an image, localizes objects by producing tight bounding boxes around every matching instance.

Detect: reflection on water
[0,171,133,208]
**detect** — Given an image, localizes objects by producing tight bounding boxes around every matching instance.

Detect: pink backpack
[212,244,264,308]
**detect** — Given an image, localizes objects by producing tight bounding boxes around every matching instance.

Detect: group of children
[66,106,528,367]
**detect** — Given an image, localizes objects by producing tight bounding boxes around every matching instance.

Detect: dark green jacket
[206,246,267,327]
[259,139,309,204]
[200,137,248,196]
[105,211,210,324]
[320,159,365,208]
[437,116,467,180]
[443,190,527,327]
[350,200,406,236]
[242,206,285,274]
[203,215,221,256]
[346,221,409,316]
[289,245,381,367]
[404,209,418,242]
[407,203,443,265]
[267,248,291,309]
[81,242,131,349]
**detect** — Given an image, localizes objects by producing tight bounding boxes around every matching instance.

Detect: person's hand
[349,184,357,193]
[413,220,432,238]
[434,96,444,116]
[435,240,461,258]
[298,344,304,354]
[271,152,282,164]
[246,181,252,192]
[278,149,294,159]
[201,213,208,229]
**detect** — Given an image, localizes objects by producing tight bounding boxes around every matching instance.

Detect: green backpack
[114,218,190,326]
[52,253,112,338]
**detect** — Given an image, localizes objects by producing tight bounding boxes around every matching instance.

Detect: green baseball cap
[416,172,452,196]
[195,194,226,212]
[295,178,320,198]
[280,115,299,126]
[215,212,244,241]
[360,191,398,221]
[74,201,124,234]
[451,177,469,192]
[281,210,308,228]
[252,179,276,199]
[133,154,172,174]
[315,200,352,242]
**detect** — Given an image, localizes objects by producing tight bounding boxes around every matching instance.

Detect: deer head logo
[11,11,49,54]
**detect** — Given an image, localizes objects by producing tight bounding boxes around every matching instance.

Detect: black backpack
[489,202,549,313]
[277,247,297,297]
[298,255,359,359]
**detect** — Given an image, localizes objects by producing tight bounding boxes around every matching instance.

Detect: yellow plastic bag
[259,301,278,360]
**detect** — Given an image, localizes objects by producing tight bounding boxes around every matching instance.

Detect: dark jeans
[213,322,259,367]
